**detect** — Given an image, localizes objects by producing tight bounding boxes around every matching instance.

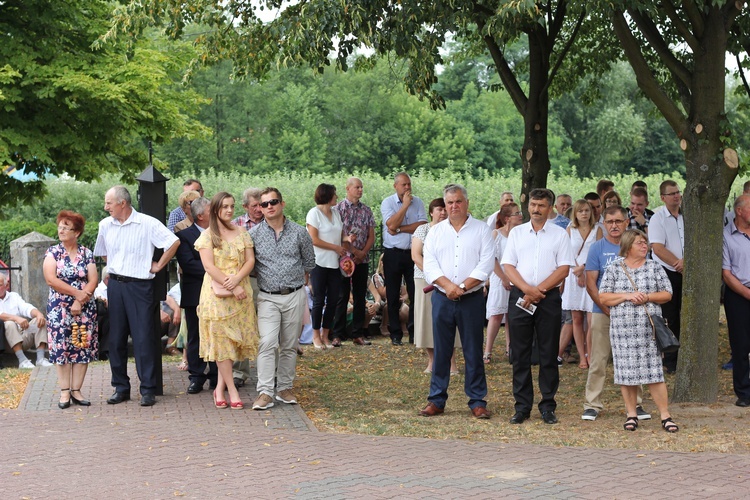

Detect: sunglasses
[260,199,281,208]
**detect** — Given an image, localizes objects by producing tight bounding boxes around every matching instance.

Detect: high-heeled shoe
[70,389,91,406]
[213,389,228,409]
[58,389,71,409]
[229,399,244,410]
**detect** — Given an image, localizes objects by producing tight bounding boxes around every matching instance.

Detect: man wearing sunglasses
[249,188,316,410]
[649,180,684,374]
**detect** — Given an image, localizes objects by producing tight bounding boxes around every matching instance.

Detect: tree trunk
[671,11,737,402]
[519,28,552,216]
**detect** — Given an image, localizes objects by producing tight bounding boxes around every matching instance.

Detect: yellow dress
[195,230,258,362]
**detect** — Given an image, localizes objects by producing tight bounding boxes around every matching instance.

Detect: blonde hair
[619,229,648,257]
[570,199,597,230]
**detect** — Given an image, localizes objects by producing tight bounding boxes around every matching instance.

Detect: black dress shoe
[541,410,558,424]
[208,379,218,390]
[187,381,204,394]
[736,398,750,407]
[140,394,156,407]
[233,377,246,388]
[391,339,403,346]
[509,411,530,424]
[107,391,130,404]
[70,390,91,406]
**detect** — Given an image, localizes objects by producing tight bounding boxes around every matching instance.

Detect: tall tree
[104,0,589,212]
[598,1,743,401]
[0,0,207,210]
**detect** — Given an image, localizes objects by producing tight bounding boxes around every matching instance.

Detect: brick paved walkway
[2,362,749,499]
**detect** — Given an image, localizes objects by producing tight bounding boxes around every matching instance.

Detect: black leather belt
[384,247,411,253]
[434,288,483,301]
[109,273,151,283]
[260,285,303,295]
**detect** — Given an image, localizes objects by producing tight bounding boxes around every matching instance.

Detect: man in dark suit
[175,197,217,393]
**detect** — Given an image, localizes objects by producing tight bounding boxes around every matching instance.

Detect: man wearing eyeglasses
[649,180,684,374]
[249,188,316,410]
[581,206,649,421]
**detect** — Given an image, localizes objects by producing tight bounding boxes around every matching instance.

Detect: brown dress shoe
[471,406,491,419]
[419,402,444,417]
[352,337,372,346]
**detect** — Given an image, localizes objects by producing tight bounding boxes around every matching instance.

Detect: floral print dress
[45,244,98,364]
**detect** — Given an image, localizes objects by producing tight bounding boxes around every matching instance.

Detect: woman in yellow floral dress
[196,192,258,409]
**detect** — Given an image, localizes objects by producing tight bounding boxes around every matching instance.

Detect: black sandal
[661,417,679,433]
[623,416,638,431]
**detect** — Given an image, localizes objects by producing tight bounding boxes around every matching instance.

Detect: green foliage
[0,0,208,211]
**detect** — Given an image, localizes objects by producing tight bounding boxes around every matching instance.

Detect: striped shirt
[94,209,178,280]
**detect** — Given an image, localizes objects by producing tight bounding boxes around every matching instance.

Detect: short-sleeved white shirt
[423,216,494,293]
[306,206,343,269]
[94,209,178,280]
[501,220,574,287]
[648,206,684,272]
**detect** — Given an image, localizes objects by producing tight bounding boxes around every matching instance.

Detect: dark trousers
[661,268,683,372]
[184,306,217,387]
[428,290,487,409]
[311,265,343,330]
[108,279,158,395]
[383,247,415,342]
[724,286,750,400]
[332,262,370,340]
[508,286,561,414]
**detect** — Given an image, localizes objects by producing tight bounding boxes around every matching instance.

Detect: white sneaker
[18,359,35,369]
[38,358,53,367]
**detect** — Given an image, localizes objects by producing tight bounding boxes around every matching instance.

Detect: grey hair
[191,197,211,219]
[110,186,132,206]
[734,194,750,211]
[443,183,468,199]
[101,266,109,278]
[241,187,262,206]
[0,271,8,285]
[394,171,410,183]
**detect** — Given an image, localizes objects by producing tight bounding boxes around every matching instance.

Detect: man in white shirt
[502,188,573,425]
[94,186,180,406]
[380,172,427,345]
[420,184,494,419]
[648,179,684,374]
[0,273,51,368]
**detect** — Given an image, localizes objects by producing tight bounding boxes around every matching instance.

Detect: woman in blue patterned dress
[599,230,678,432]
[43,211,98,409]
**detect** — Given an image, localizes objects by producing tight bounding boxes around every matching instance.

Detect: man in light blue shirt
[380,172,427,345]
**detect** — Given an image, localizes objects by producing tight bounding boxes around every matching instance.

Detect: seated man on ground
[0,273,51,368]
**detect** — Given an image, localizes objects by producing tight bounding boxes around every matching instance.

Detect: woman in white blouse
[306,184,352,349]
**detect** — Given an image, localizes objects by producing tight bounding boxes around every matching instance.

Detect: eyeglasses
[510,211,523,216]
[662,190,681,197]
[260,199,281,208]
[634,240,649,246]
[603,219,626,226]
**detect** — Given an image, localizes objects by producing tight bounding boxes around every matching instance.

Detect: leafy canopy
[0,0,208,211]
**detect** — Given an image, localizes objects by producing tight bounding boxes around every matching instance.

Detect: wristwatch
[459,283,466,291]
[396,228,401,233]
